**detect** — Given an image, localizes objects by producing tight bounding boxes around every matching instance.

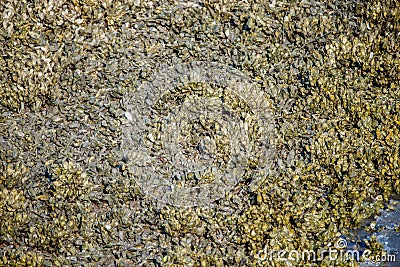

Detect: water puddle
[347,198,400,266]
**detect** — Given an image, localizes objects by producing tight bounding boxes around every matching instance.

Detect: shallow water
[356,199,400,267]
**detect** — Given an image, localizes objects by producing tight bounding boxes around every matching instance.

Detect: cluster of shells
[1,0,399,266]
[121,61,275,207]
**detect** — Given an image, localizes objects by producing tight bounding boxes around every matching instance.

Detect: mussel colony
[0,0,399,266]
